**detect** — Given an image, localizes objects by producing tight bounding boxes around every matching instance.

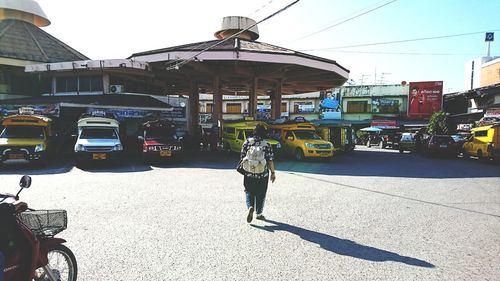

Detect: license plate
[9,153,24,159]
[320,152,331,156]
[440,145,447,148]
[92,153,107,160]
[160,150,172,157]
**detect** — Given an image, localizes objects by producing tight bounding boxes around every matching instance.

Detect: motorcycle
[0,175,77,281]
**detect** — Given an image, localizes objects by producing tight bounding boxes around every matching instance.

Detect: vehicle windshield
[431,136,453,142]
[0,126,45,139]
[401,134,414,141]
[145,128,177,141]
[80,128,118,139]
[293,130,322,140]
[243,130,273,139]
[451,135,467,142]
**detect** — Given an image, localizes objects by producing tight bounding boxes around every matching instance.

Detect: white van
[74,116,123,164]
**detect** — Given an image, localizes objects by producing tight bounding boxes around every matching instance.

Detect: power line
[319,50,484,56]
[166,0,300,70]
[166,0,279,65]
[300,29,500,51]
[248,0,276,18]
[289,0,397,43]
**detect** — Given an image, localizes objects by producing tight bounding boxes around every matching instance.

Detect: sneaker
[256,214,266,220]
[246,207,254,223]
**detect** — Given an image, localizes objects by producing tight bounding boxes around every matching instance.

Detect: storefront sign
[0,104,59,117]
[86,107,185,121]
[485,108,500,117]
[372,98,400,113]
[199,113,213,124]
[256,104,271,120]
[408,81,443,119]
[298,104,315,113]
[160,107,186,119]
[371,120,397,127]
[321,111,341,119]
[342,85,409,98]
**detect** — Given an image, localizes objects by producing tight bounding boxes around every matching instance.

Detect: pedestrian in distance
[238,124,276,223]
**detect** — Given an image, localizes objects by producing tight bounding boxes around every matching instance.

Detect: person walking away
[239,124,276,223]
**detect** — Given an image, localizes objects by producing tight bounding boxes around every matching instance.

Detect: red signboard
[408,81,443,119]
[371,120,397,127]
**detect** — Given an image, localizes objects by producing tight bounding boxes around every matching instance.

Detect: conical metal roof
[0,0,50,27]
[0,19,89,63]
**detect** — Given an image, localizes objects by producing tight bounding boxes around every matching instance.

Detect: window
[56,77,77,92]
[80,128,118,139]
[206,103,213,113]
[0,126,45,139]
[56,76,102,93]
[237,131,245,140]
[79,76,91,92]
[294,102,314,113]
[285,131,294,139]
[226,103,242,113]
[281,102,287,112]
[224,127,235,134]
[475,130,488,137]
[347,101,368,113]
[90,76,103,91]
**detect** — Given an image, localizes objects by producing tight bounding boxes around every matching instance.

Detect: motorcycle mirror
[19,175,32,189]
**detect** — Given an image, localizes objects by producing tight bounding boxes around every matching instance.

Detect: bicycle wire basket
[18,210,67,236]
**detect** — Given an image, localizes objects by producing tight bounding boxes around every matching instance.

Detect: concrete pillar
[213,76,222,126]
[271,80,283,120]
[188,80,199,136]
[249,77,258,118]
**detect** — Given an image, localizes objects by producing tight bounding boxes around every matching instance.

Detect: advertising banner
[256,104,271,120]
[408,81,443,119]
[319,90,341,119]
[0,104,60,117]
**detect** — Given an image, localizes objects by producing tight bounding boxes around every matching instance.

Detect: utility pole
[378,72,391,85]
[360,74,370,85]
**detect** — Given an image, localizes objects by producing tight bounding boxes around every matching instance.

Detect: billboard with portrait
[408,81,443,119]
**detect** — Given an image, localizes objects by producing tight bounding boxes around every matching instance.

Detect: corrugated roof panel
[0,19,88,62]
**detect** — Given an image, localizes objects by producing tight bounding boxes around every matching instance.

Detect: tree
[427,111,449,135]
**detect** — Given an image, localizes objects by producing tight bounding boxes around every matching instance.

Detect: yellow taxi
[268,121,334,161]
[221,121,281,154]
[462,123,500,161]
[0,114,53,165]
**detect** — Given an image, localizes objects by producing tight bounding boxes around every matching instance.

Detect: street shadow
[275,147,500,179]
[251,219,435,268]
[0,158,74,175]
[144,148,500,179]
[75,157,153,173]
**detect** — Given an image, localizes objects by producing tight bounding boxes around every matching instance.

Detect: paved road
[1,147,499,280]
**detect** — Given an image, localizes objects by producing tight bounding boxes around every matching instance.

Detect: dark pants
[244,175,269,215]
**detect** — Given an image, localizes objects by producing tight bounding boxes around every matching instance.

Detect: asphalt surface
[1,147,499,280]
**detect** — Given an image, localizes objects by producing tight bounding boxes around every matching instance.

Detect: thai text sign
[342,85,409,97]
[407,81,443,119]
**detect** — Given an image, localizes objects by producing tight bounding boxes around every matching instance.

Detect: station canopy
[129,37,350,96]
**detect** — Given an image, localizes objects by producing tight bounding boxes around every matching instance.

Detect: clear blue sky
[37,0,499,93]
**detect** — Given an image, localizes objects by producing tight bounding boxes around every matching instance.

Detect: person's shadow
[252,219,434,268]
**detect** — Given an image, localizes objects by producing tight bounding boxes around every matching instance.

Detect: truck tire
[477,150,485,162]
[294,149,305,161]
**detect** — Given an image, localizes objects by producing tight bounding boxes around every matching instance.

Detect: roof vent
[214,16,259,41]
[0,0,50,26]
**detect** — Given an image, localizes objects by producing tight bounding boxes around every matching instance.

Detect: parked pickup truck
[0,114,54,166]
[74,115,123,165]
[138,120,183,162]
